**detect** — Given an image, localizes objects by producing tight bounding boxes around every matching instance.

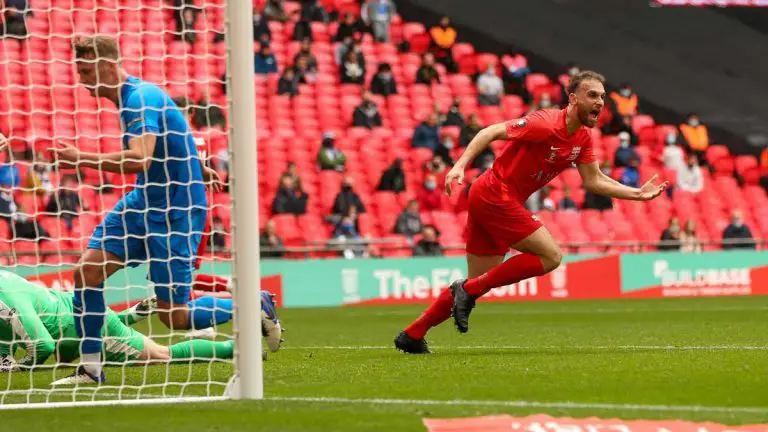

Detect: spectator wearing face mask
[370,63,398,96]
[442,98,465,128]
[252,12,271,42]
[460,113,482,147]
[352,92,383,129]
[361,0,396,43]
[317,132,347,171]
[332,213,368,259]
[428,16,458,73]
[609,82,639,119]
[260,219,285,259]
[394,199,423,238]
[254,43,278,74]
[662,131,685,172]
[676,154,703,194]
[415,53,441,85]
[417,174,443,211]
[679,113,709,165]
[377,158,406,193]
[613,132,640,168]
[583,161,614,211]
[658,217,682,251]
[293,38,318,73]
[620,157,641,188]
[335,12,361,42]
[477,64,504,107]
[413,225,444,257]
[723,209,755,250]
[680,219,702,253]
[277,67,299,96]
[412,113,441,152]
[559,186,577,210]
[424,155,447,179]
[331,176,366,217]
[263,0,290,23]
[271,174,308,215]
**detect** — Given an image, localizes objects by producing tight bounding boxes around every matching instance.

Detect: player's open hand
[444,165,465,196]
[0,132,8,154]
[203,166,224,192]
[637,174,669,201]
[49,142,81,169]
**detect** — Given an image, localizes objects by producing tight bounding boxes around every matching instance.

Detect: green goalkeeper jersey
[0,271,77,366]
[0,271,148,365]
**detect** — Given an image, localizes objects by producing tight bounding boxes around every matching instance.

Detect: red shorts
[464,171,542,256]
[195,215,212,270]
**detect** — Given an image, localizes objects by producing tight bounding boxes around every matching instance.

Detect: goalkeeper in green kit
[0,271,234,373]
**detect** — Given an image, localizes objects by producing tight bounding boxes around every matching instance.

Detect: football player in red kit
[395,71,668,353]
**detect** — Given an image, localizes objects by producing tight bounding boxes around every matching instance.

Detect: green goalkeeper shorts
[102,311,146,363]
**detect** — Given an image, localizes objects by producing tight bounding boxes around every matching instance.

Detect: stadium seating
[0,0,764,257]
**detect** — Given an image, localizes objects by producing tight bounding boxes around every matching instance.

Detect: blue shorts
[87,202,207,305]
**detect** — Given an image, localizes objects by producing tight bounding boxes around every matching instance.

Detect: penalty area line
[267,396,768,414]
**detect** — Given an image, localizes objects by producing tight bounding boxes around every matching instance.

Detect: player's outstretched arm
[49,135,157,174]
[445,122,509,195]
[0,295,56,368]
[577,161,668,201]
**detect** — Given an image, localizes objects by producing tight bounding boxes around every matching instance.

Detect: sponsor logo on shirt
[567,146,582,161]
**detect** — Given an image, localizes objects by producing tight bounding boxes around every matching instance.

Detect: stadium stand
[0,0,766,260]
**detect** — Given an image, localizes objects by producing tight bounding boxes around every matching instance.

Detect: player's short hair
[568,70,605,94]
[172,96,190,110]
[73,36,120,61]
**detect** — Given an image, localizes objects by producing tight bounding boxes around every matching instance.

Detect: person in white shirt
[662,132,685,172]
[477,64,504,106]
[676,153,704,193]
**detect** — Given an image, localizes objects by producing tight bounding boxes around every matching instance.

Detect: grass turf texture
[1,296,767,431]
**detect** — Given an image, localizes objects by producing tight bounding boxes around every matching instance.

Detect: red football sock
[193,273,231,293]
[463,253,547,297]
[404,288,454,340]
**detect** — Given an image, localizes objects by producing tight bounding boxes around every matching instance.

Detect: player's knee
[74,264,105,288]
[541,248,562,272]
[158,308,191,330]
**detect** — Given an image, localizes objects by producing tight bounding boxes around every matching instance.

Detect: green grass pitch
[1,296,767,431]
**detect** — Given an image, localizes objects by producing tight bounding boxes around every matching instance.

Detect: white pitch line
[267,396,768,414]
[352,305,768,317]
[285,345,768,351]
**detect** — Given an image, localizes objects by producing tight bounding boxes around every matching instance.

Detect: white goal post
[0,0,261,408]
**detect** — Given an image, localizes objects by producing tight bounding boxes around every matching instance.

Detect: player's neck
[565,105,583,136]
[102,70,130,106]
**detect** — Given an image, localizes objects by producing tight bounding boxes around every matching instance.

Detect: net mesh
[0,0,235,406]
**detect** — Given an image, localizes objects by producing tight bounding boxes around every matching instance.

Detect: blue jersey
[119,76,207,222]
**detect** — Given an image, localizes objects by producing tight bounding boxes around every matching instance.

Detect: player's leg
[71,246,124,381]
[452,226,561,333]
[193,273,231,293]
[192,216,232,294]
[395,204,505,353]
[117,296,158,326]
[398,254,502,345]
[151,211,233,330]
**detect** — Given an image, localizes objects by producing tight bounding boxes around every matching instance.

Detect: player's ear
[568,91,577,105]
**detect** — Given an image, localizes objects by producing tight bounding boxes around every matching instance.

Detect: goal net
[0,0,261,407]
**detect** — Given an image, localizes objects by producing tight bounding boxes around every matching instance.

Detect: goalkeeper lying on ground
[0,271,280,378]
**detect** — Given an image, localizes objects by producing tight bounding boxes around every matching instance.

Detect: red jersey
[490,108,596,201]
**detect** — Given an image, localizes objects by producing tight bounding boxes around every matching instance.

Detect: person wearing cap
[317,132,346,172]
